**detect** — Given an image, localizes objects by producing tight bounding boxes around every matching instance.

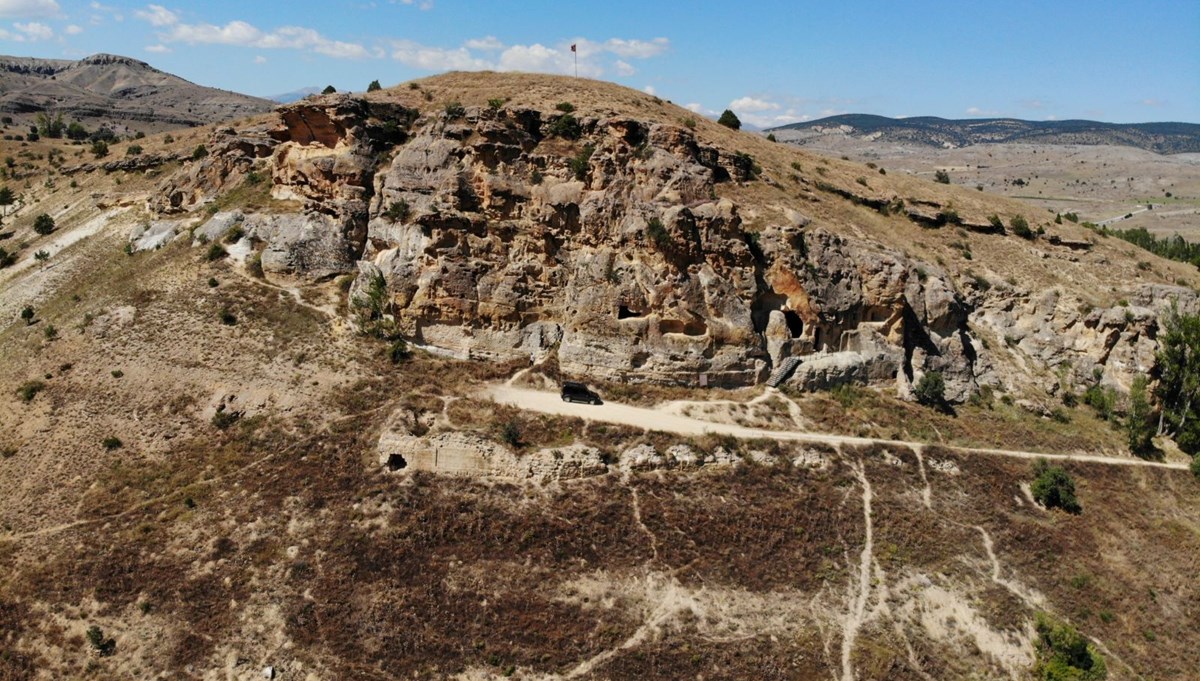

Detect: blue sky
[0,0,1196,125]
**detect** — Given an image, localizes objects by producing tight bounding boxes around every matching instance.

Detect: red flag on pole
[570,44,576,52]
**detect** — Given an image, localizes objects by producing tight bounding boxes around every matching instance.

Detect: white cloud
[685,102,714,115]
[497,42,589,75]
[388,36,667,78]
[14,20,50,39]
[643,85,655,95]
[254,55,266,64]
[965,106,1000,117]
[599,37,668,58]
[1141,98,1164,107]
[730,96,779,113]
[393,0,433,8]
[134,3,176,26]
[738,110,812,129]
[464,35,502,51]
[64,23,81,34]
[137,8,371,60]
[0,0,58,18]
[89,0,120,23]
[391,40,489,70]
[144,43,169,53]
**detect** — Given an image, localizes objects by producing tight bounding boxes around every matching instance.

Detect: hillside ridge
[0,51,274,132]
[770,113,1200,154]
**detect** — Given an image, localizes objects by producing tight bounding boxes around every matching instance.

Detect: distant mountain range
[267,86,323,104]
[768,114,1200,154]
[0,53,274,131]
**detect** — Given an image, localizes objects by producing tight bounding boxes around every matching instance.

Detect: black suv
[561,381,602,405]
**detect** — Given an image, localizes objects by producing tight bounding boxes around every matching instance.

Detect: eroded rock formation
[147,91,1196,400]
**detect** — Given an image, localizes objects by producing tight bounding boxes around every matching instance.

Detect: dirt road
[487,385,1190,471]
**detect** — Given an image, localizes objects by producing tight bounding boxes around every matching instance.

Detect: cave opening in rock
[617,305,645,320]
[386,454,408,471]
[783,310,804,338]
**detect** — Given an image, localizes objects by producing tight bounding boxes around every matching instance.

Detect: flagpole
[571,43,577,78]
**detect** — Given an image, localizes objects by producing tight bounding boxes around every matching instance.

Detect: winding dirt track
[487,385,1190,471]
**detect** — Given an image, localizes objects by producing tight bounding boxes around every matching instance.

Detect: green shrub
[86,625,115,656]
[101,436,122,450]
[384,199,410,222]
[206,242,227,261]
[1082,383,1117,421]
[568,145,594,181]
[351,270,399,340]
[191,144,208,161]
[914,371,945,407]
[321,85,336,95]
[547,113,581,140]
[33,213,55,235]
[646,217,670,249]
[90,140,109,158]
[1191,455,1200,480]
[500,420,522,447]
[830,383,866,408]
[367,79,382,92]
[555,102,575,113]
[42,324,57,340]
[1031,459,1082,513]
[487,97,505,110]
[1125,375,1156,457]
[443,101,466,119]
[126,144,143,156]
[1011,214,1034,239]
[717,109,741,130]
[934,169,950,184]
[988,214,1004,230]
[1033,613,1106,680]
[16,380,44,402]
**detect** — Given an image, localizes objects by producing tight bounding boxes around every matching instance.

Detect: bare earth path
[487,385,1189,471]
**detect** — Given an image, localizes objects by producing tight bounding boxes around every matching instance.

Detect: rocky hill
[0,53,274,133]
[140,73,1198,404]
[0,72,1198,680]
[771,114,1200,154]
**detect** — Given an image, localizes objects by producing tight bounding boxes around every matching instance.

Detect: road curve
[487,385,1190,471]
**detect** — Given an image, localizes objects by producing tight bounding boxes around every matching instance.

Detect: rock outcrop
[146,81,1198,401]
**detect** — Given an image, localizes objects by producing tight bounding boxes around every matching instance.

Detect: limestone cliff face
[149,90,1195,400]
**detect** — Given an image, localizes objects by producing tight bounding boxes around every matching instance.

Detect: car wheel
[562,396,569,402]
